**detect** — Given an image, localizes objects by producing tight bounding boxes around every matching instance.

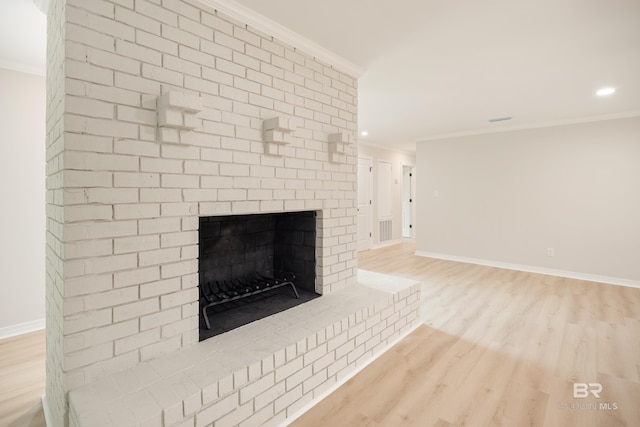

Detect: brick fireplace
[44,1,420,426]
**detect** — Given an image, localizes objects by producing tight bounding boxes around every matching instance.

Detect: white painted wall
[359,144,415,246]
[416,116,640,283]
[0,67,46,333]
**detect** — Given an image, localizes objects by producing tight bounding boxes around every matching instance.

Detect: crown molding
[194,0,364,78]
[418,110,640,143]
[358,140,417,157]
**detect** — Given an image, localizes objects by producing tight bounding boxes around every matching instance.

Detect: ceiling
[236,0,640,151]
[2,0,639,152]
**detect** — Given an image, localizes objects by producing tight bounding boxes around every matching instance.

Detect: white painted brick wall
[47,0,359,425]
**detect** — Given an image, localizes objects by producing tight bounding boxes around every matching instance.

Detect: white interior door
[357,157,372,251]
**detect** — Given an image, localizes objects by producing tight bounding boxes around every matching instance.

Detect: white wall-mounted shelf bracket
[157,91,202,143]
[328,132,355,163]
[263,116,295,156]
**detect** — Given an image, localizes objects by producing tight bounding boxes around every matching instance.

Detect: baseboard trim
[280,321,422,426]
[373,239,403,250]
[415,251,640,289]
[42,394,52,427]
[0,318,45,341]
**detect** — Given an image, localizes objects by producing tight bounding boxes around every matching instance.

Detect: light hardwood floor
[2,242,639,426]
[291,242,640,427]
[0,329,45,427]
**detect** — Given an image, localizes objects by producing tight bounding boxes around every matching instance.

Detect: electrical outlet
[547,248,555,257]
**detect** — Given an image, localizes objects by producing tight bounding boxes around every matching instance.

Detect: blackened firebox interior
[199,210,319,341]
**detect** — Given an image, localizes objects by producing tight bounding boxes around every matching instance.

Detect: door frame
[357,155,373,251]
[402,163,415,239]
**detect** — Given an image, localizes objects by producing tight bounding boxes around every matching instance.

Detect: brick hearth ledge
[68,270,421,427]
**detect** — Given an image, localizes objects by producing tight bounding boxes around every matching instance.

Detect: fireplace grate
[200,272,299,329]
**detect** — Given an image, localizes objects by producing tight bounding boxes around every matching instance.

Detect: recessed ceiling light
[360,131,368,136]
[596,87,615,96]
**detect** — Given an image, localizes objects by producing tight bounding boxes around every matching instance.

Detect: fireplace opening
[199,211,319,341]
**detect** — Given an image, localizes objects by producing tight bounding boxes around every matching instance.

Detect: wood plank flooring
[0,329,45,427]
[1,242,639,426]
[291,242,640,427]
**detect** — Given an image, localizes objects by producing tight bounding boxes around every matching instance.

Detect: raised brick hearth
[44,1,419,426]
[68,271,420,427]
